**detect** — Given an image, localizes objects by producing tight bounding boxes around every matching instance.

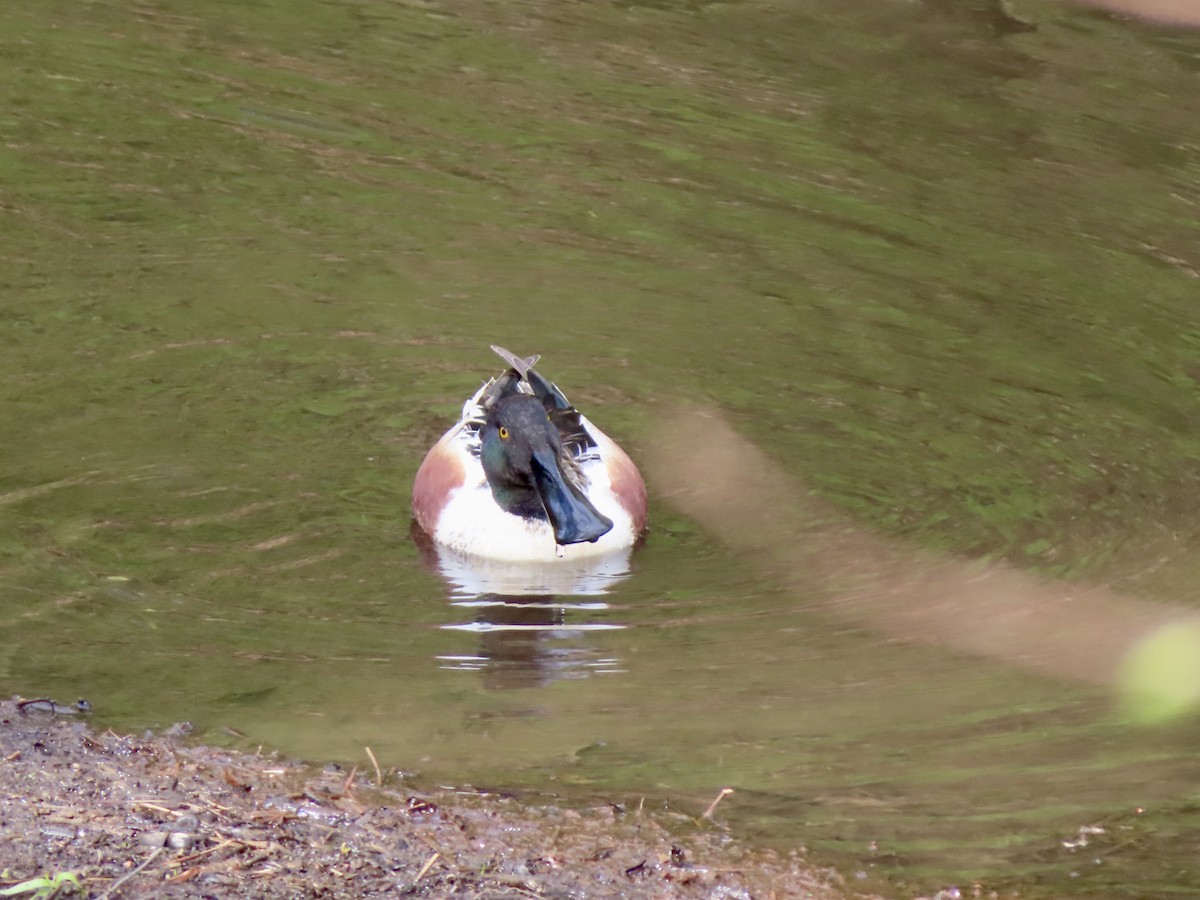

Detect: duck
[412,346,647,562]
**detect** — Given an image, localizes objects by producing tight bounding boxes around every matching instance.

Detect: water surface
[4,0,1200,895]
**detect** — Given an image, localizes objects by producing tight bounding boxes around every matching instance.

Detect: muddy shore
[0,699,858,899]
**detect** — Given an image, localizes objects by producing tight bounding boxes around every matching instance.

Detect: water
[3,0,1200,895]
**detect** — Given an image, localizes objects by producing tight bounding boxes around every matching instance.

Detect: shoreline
[0,698,859,898]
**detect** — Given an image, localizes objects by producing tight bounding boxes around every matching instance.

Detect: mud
[0,699,856,899]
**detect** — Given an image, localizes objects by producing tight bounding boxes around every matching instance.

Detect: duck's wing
[550,406,598,462]
[521,364,597,461]
[490,344,572,409]
[490,345,540,377]
[485,346,598,461]
[478,346,540,410]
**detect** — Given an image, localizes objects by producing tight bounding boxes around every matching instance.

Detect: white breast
[433,436,637,563]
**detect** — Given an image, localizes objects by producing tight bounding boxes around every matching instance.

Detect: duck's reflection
[440,595,626,690]
[415,528,633,689]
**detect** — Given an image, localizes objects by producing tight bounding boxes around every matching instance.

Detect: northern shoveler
[412,346,647,562]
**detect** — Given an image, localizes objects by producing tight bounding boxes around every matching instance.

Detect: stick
[364,746,383,787]
[414,852,440,883]
[700,788,734,821]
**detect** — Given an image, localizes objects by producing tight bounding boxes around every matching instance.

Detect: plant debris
[0,699,856,898]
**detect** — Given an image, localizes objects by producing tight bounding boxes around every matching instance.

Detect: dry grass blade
[414,852,440,883]
[364,746,383,787]
[700,788,734,821]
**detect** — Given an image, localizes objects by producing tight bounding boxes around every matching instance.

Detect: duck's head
[480,392,613,545]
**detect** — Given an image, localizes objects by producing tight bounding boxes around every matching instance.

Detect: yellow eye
[498,426,510,440]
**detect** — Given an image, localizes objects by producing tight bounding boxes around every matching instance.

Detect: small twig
[172,838,237,866]
[98,847,163,899]
[166,866,201,884]
[250,862,285,879]
[242,848,275,868]
[414,852,440,883]
[700,788,734,821]
[131,800,176,815]
[364,746,383,787]
[341,765,359,795]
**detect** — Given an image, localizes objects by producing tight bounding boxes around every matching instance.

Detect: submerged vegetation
[3,0,1199,581]
[3,0,1200,895]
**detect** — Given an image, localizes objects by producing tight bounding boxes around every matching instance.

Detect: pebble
[139,831,199,850]
[167,832,198,850]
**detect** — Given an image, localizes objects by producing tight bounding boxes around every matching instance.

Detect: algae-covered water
[4,0,1200,895]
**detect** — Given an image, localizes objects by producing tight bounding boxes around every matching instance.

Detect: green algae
[3,0,1200,895]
